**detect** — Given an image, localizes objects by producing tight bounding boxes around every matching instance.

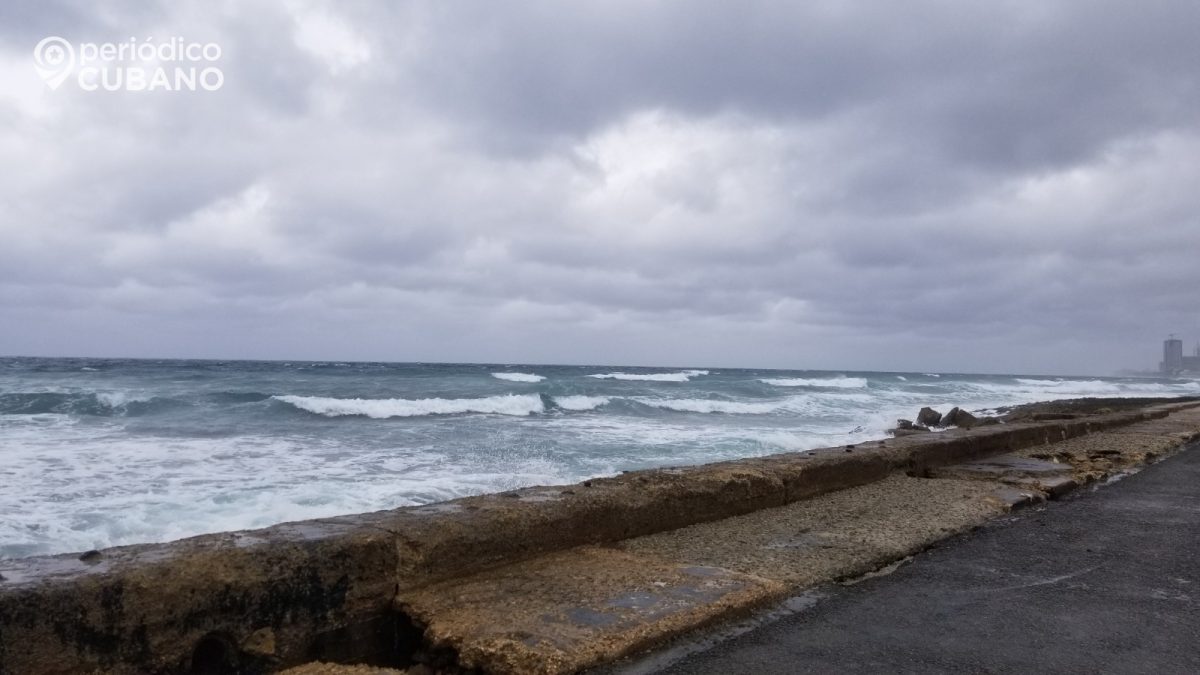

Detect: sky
[0,1,1197,375]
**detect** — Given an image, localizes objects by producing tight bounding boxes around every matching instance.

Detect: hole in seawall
[188,631,277,675]
[305,610,427,670]
[189,633,240,674]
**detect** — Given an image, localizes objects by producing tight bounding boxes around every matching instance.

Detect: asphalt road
[649,443,1200,674]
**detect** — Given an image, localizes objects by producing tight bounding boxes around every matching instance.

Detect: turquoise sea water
[2,356,1196,558]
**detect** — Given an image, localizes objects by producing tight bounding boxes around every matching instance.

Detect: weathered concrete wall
[0,403,1191,674]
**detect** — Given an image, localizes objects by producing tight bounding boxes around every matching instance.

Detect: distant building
[1161,337,1200,375]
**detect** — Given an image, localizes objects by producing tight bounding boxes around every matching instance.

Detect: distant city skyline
[1160,336,1200,376]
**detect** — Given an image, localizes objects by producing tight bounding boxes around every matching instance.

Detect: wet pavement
[645,442,1200,674]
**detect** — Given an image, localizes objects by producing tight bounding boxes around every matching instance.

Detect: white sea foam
[896,375,908,381]
[588,369,708,382]
[975,378,1200,397]
[553,395,611,411]
[636,395,809,414]
[1015,378,1065,386]
[760,376,868,389]
[0,428,584,558]
[95,391,153,408]
[273,393,545,418]
[491,372,546,383]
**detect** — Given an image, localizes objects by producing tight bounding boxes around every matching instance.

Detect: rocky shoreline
[888,395,1200,436]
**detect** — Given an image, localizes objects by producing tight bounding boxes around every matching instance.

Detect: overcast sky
[1,1,1197,374]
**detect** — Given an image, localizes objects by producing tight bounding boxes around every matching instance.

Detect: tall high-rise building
[1162,337,1185,374]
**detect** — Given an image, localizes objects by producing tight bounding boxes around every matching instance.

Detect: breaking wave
[491,372,546,383]
[273,394,545,418]
[636,396,808,414]
[552,395,611,411]
[588,369,709,382]
[760,376,868,389]
[0,391,172,417]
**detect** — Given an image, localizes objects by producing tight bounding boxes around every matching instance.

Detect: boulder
[942,407,979,428]
[890,419,931,436]
[916,406,943,427]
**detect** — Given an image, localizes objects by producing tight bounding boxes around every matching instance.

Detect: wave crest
[0,391,169,417]
[491,372,545,383]
[760,376,867,389]
[273,394,545,418]
[636,396,806,414]
[552,395,611,411]
[588,369,708,382]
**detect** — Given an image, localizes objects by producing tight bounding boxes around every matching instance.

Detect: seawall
[0,402,1195,673]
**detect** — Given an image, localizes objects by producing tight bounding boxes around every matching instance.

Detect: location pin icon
[33,36,75,90]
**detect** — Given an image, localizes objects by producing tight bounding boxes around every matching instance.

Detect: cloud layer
[1,0,1198,374]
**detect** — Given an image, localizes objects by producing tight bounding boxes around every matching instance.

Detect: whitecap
[491,372,546,383]
[95,391,154,408]
[760,376,868,389]
[273,393,544,418]
[588,369,708,382]
[552,395,611,411]
[635,395,808,414]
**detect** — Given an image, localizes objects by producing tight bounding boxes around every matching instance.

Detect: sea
[2,356,1197,559]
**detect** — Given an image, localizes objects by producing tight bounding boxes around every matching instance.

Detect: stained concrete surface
[643,442,1200,674]
[286,410,1200,675]
[397,547,784,675]
[620,475,1024,587]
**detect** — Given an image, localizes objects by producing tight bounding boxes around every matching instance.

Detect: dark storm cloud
[0,0,1198,373]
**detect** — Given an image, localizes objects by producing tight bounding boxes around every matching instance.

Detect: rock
[78,550,102,564]
[241,627,276,658]
[890,427,930,437]
[974,417,1000,426]
[942,407,979,428]
[917,407,942,427]
[896,419,916,430]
